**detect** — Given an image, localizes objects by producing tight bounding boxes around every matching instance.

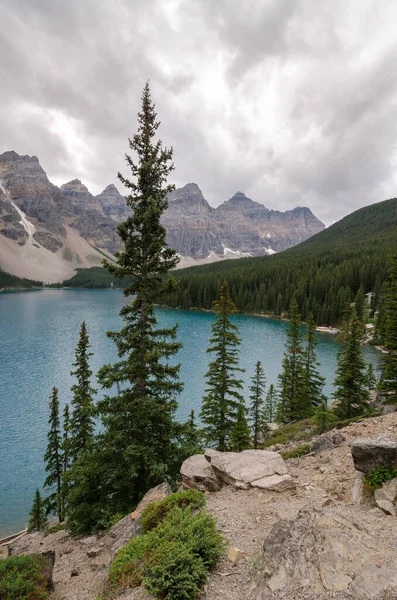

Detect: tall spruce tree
[263,383,277,423]
[379,256,397,402]
[277,299,306,422]
[333,309,369,419]
[44,387,64,521]
[89,83,183,516]
[366,363,377,390]
[302,312,326,414]
[61,403,70,520]
[249,361,266,449]
[200,281,244,450]
[28,489,47,532]
[231,404,251,451]
[69,322,96,462]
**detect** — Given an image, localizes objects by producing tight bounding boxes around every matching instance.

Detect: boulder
[374,477,397,515]
[351,437,397,474]
[109,482,171,557]
[251,474,295,492]
[332,432,346,446]
[376,498,396,516]
[248,508,397,599]
[181,450,292,492]
[310,433,333,453]
[180,454,221,491]
[209,449,288,489]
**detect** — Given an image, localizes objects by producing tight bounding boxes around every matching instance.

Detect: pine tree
[333,310,369,419]
[277,300,306,422]
[313,400,337,433]
[69,322,96,462]
[61,403,70,520]
[28,489,47,532]
[302,313,326,414]
[200,281,244,450]
[379,256,397,402]
[180,409,202,457]
[263,384,277,423]
[249,361,266,449]
[354,285,366,322]
[89,83,183,516]
[44,387,64,521]
[231,404,251,451]
[366,363,377,390]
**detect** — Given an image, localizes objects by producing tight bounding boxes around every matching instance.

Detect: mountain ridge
[0,151,324,281]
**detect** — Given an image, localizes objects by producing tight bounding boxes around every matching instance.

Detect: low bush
[265,419,315,447]
[0,554,49,600]
[281,443,311,459]
[140,488,205,533]
[109,491,224,600]
[363,466,397,490]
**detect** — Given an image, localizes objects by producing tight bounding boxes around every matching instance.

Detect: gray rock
[251,474,295,492]
[210,449,288,488]
[374,477,397,515]
[109,482,171,557]
[332,432,346,446]
[374,477,397,504]
[249,508,397,599]
[86,547,101,558]
[351,437,397,474]
[180,454,221,491]
[310,433,333,453]
[203,448,223,463]
[376,498,396,516]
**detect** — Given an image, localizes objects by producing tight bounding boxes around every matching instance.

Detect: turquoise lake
[0,289,380,536]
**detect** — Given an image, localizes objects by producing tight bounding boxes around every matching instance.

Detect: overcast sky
[1,0,397,225]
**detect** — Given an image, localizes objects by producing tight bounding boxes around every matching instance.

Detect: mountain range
[0,151,324,282]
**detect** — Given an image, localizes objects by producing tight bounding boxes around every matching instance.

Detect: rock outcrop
[374,477,397,515]
[109,482,171,557]
[0,151,325,280]
[164,184,325,259]
[96,184,131,221]
[181,449,295,492]
[351,437,397,474]
[249,508,397,599]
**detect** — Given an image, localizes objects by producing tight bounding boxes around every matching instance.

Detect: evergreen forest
[164,196,397,326]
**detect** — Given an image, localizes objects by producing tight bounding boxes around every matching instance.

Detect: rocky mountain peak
[61,179,89,193]
[95,183,130,222]
[168,182,206,204]
[103,184,119,193]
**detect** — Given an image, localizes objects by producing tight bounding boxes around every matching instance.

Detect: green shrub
[140,489,206,533]
[143,541,207,600]
[109,492,224,600]
[0,554,49,600]
[44,522,66,536]
[264,419,315,447]
[281,443,311,459]
[363,466,397,490]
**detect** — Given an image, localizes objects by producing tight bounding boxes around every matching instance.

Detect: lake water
[0,289,380,536]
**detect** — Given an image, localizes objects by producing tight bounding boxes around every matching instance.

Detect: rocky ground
[5,411,397,600]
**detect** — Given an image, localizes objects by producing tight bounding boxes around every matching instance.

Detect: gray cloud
[1,0,397,225]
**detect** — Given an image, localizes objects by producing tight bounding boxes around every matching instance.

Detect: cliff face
[95,184,131,221]
[0,151,325,280]
[163,184,325,258]
[0,152,120,255]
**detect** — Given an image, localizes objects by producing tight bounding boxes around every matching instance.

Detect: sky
[1,0,397,225]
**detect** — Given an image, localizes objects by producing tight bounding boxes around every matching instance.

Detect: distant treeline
[54,267,134,289]
[164,197,397,326]
[0,269,42,289]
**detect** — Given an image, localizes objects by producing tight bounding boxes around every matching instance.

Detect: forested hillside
[165,197,397,325]
[0,269,42,289]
